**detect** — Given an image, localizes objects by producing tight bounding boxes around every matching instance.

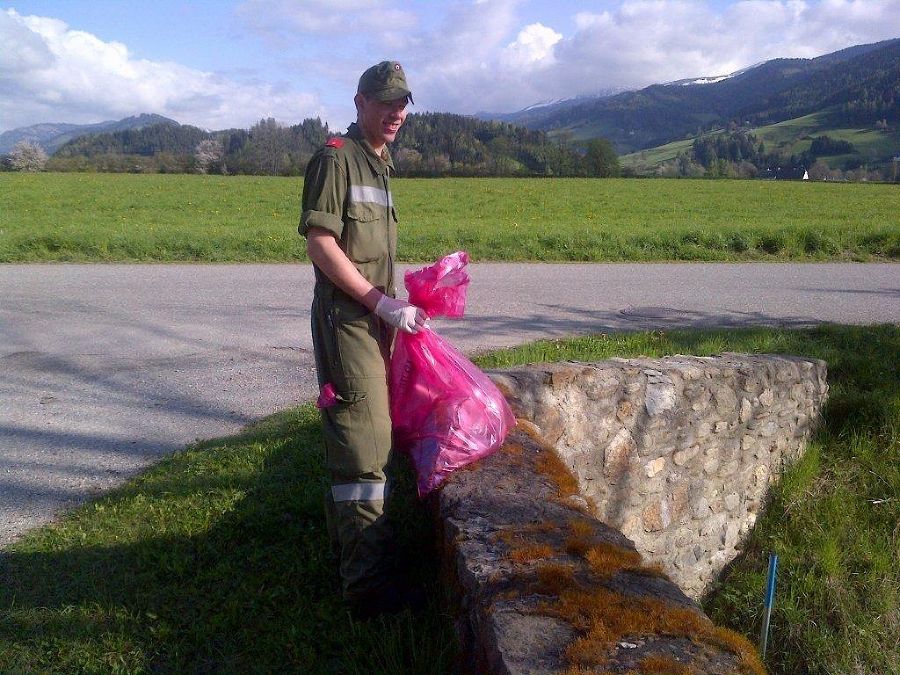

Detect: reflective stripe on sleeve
[349,185,393,208]
[332,481,387,502]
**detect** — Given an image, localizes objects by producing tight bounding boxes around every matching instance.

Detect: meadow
[1,325,897,675]
[1,172,898,262]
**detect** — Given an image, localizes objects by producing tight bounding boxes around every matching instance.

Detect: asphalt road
[1,262,898,547]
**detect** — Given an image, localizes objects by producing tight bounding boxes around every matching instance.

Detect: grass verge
[1,324,897,674]
[1,173,898,262]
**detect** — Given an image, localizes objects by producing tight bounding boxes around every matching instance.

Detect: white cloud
[3,1,898,133]
[501,23,562,68]
[413,0,900,114]
[234,0,900,121]
[237,0,417,45]
[0,9,326,132]
[400,0,538,113]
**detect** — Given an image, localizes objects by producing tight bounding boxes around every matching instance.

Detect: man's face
[356,94,409,150]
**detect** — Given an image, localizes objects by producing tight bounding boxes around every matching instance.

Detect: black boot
[347,577,427,621]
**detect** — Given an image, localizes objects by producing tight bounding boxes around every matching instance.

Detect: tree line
[653,127,893,181]
[2,113,621,178]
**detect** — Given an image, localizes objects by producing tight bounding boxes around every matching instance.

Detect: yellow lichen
[640,654,695,674]
[535,449,581,499]
[584,543,643,580]
[531,562,577,596]
[508,543,555,564]
[502,440,525,455]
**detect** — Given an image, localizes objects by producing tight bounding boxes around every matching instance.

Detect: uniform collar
[347,122,394,175]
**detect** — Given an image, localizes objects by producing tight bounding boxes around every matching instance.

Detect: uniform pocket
[333,303,386,379]
[321,376,392,480]
[323,390,376,476]
[345,202,388,264]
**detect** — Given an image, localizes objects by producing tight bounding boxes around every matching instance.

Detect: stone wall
[488,353,828,597]
[439,427,767,674]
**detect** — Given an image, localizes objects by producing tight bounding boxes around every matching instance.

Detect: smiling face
[355,93,409,155]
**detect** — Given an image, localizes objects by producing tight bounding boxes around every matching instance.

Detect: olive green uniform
[299,122,399,600]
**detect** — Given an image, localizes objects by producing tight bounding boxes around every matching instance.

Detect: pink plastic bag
[390,252,516,496]
[405,250,470,319]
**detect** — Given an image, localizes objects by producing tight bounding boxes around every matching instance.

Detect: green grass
[2,325,897,674]
[620,137,696,171]
[1,173,898,262]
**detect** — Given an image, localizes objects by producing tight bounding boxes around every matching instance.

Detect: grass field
[1,325,896,674]
[1,172,898,262]
[620,137,695,171]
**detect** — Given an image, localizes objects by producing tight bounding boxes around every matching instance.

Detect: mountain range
[0,114,178,155]
[479,38,900,156]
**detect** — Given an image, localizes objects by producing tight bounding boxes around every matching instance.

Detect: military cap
[358,61,414,104]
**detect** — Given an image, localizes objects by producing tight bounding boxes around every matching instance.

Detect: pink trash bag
[390,251,516,496]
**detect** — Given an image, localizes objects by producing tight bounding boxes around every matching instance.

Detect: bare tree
[249,118,291,175]
[9,140,48,172]
[194,138,225,174]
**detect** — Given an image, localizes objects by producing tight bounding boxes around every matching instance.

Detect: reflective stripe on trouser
[332,481,388,502]
[311,287,396,598]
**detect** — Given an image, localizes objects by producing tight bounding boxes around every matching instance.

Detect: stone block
[645,378,677,417]
[670,482,690,518]
[582,372,621,401]
[642,499,671,532]
[604,428,636,479]
[673,444,701,466]
[701,512,728,539]
[644,457,666,478]
[720,459,740,477]
[675,547,699,570]
[724,492,741,512]
[616,399,636,423]
[691,496,711,521]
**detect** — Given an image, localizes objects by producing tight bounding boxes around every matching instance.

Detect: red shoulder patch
[325,137,345,148]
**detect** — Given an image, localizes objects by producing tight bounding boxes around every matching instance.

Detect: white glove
[374,295,427,334]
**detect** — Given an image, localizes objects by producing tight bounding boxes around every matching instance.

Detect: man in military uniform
[299,61,426,619]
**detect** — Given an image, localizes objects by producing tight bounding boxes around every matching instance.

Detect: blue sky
[2,0,898,133]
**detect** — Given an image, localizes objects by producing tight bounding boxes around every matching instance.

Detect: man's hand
[375,295,428,334]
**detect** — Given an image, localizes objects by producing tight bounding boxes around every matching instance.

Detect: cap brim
[368,87,413,104]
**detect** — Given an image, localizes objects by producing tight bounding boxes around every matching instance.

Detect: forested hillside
[48,117,330,175]
[0,114,178,155]
[35,113,618,178]
[744,39,900,127]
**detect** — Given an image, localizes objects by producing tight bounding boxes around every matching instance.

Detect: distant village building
[761,166,810,180]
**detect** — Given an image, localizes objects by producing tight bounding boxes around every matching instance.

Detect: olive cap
[358,61,413,104]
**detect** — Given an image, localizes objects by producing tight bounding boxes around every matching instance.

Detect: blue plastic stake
[759,552,779,658]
